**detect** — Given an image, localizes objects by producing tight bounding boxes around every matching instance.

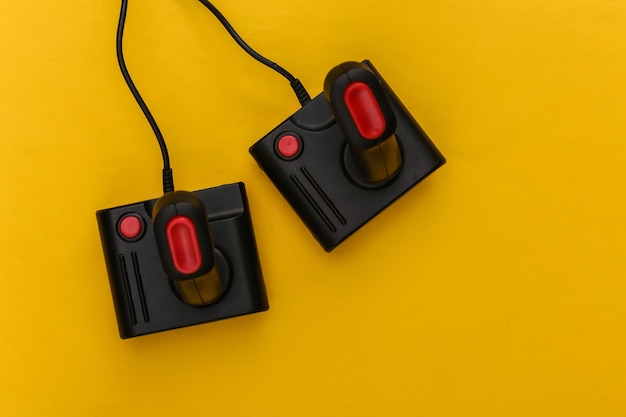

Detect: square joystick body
[96,182,268,339]
[249,60,446,251]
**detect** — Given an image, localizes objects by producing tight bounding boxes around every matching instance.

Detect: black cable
[116,0,174,193]
[196,0,311,106]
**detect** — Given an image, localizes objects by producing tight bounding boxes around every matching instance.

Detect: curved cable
[117,0,174,193]
[196,0,311,106]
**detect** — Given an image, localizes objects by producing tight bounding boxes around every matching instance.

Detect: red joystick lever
[343,81,387,139]
[324,61,402,185]
[166,215,203,275]
[152,191,223,306]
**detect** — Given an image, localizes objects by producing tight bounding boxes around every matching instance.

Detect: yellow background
[1,0,625,415]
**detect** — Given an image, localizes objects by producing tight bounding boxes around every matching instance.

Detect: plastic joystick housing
[249,60,446,251]
[96,183,268,338]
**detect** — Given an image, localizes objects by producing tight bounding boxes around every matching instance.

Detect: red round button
[276,134,301,159]
[119,214,143,240]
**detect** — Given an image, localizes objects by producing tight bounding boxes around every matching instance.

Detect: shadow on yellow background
[1,0,625,415]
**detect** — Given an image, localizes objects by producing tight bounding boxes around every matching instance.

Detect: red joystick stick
[152,191,224,306]
[324,61,402,185]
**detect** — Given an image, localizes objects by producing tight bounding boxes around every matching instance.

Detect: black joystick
[250,60,446,251]
[97,183,269,338]
[324,62,402,186]
[152,191,226,306]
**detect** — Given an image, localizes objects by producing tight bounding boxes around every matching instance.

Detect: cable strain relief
[290,79,311,106]
[162,168,174,194]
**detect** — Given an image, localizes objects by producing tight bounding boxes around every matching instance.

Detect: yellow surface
[1,0,625,415]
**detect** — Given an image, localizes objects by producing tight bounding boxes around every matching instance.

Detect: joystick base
[250,60,445,251]
[96,183,268,338]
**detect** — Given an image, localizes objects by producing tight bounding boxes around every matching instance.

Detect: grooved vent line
[118,254,137,326]
[131,252,150,323]
[300,167,346,225]
[290,174,336,232]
